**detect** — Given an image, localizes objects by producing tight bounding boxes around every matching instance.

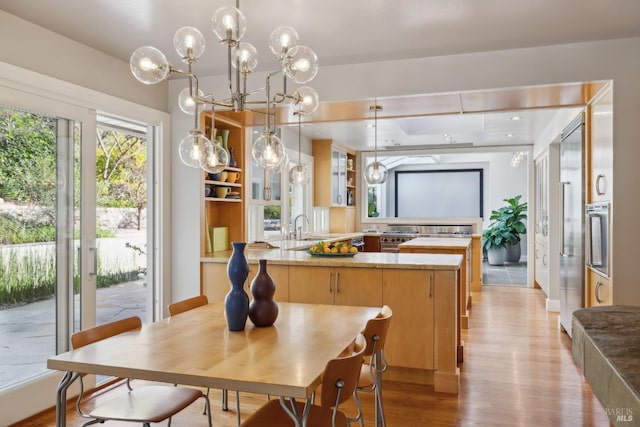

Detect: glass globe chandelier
[364,102,388,185]
[129,1,320,173]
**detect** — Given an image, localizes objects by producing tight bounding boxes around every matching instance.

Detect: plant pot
[487,247,507,266]
[505,242,521,263]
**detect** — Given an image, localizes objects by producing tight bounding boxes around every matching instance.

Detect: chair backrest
[168,294,209,316]
[362,305,392,357]
[71,316,142,349]
[320,333,366,408]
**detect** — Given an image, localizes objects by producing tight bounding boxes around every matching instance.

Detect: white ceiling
[2,0,638,150]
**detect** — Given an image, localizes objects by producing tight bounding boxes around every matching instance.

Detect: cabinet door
[331,149,347,205]
[382,269,434,369]
[334,268,382,307]
[247,263,289,303]
[590,89,613,202]
[588,271,612,306]
[363,235,381,252]
[289,266,334,304]
[202,263,231,302]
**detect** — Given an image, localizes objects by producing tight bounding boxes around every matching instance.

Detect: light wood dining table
[47,301,380,427]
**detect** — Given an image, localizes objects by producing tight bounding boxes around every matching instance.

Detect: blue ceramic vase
[225,242,250,331]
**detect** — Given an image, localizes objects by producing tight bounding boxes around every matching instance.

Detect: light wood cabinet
[312,139,357,232]
[471,235,483,292]
[200,112,245,256]
[382,269,434,369]
[588,87,613,203]
[288,265,382,307]
[202,262,289,303]
[587,270,612,306]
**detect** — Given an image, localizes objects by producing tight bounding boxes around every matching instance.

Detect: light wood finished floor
[15,286,609,426]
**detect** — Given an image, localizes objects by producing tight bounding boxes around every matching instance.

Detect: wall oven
[585,202,609,277]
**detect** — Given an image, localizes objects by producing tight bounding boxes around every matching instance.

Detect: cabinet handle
[596,174,606,196]
[336,272,340,293]
[428,274,433,298]
[328,272,333,293]
[595,281,603,304]
[542,254,547,266]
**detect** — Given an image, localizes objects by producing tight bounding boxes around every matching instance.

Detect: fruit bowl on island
[307,240,358,257]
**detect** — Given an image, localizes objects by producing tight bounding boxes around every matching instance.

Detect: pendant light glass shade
[211,6,247,43]
[364,161,388,184]
[178,87,204,115]
[289,114,309,184]
[252,131,285,171]
[178,129,213,168]
[364,102,388,185]
[283,45,319,83]
[200,139,230,174]
[173,27,206,59]
[269,26,300,59]
[130,46,170,84]
[289,164,309,185]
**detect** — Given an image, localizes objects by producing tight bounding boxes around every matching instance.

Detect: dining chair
[242,333,367,427]
[356,305,393,427]
[70,316,212,427]
[169,295,242,426]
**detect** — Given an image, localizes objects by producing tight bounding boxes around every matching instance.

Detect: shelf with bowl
[200,111,245,257]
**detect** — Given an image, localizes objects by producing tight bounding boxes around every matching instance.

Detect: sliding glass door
[0,88,159,424]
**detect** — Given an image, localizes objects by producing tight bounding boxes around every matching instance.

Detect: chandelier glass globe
[231,42,259,73]
[211,6,247,43]
[283,45,319,83]
[363,161,388,185]
[269,26,299,59]
[200,139,230,174]
[129,46,170,84]
[178,87,204,115]
[252,131,285,171]
[292,86,320,115]
[289,164,309,185]
[178,130,213,169]
[173,26,206,60]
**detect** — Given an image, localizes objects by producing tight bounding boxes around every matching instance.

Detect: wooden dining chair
[242,333,367,427]
[356,305,393,427]
[71,316,212,427]
[169,295,242,426]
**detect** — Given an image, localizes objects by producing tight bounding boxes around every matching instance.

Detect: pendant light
[289,113,310,184]
[364,101,388,184]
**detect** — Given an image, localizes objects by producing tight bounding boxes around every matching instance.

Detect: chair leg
[374,351,387,427]
[235,390,241,426]
[203,387,210,414]
[222,388,228,411]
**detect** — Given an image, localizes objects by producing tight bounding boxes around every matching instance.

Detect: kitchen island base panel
[434,368,461,394]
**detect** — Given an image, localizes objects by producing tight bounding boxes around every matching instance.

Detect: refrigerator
[559,114,585,337]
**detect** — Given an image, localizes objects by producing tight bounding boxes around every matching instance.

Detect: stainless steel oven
[586,202,609,277]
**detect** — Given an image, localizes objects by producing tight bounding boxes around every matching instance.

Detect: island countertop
[201,248,462,271]
[399,237,472,250]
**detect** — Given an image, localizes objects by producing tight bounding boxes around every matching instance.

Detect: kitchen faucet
[293,214,310,240]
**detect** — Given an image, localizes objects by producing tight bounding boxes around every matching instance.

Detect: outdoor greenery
[0,246,139,307]
[367,187,379,217]
[0,108,147,306]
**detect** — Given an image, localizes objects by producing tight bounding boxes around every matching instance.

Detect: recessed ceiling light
[385,139,394,144]
[509,115,521,121]
[443,133,449,137]
[366,124,375,128]
[313,131,321,135]
[506,133,513,138]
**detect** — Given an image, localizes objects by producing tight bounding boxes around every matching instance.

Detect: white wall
[0,11,167,111]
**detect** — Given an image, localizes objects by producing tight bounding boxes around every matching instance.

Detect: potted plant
[482,223,512,265]
[489,195,527,263]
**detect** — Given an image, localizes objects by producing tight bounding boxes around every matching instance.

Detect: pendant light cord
[298,113,302,164]
[374,99,378,162]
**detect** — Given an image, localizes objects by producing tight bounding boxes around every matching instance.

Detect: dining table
[47,301,381,427]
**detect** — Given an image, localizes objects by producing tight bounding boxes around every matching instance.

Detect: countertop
[572,305,640,425]
[248,233,364,251]
[399,237,472,249]
[202,248,462,271]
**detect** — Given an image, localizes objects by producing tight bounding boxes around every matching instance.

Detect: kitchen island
[201,249,463,393]
[399,237,473,330]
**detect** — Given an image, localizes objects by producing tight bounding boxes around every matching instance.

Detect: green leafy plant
[482,222,512,251]
[489,195,527,244]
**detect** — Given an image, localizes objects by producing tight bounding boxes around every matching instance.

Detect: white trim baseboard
[546,298,560,312]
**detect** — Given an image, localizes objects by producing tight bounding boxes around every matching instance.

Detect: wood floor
[15,286,609,426]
